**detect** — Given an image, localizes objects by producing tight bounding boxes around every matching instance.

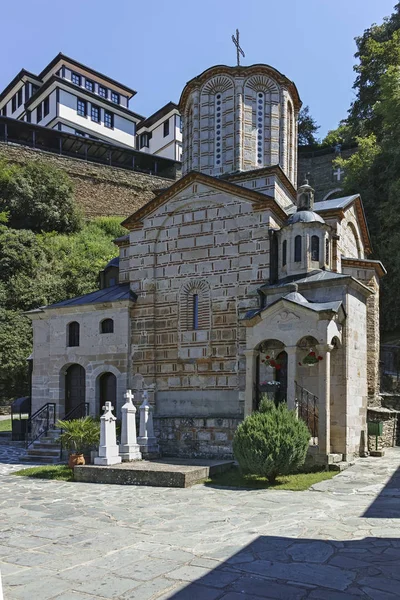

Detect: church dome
[287,211,325,225]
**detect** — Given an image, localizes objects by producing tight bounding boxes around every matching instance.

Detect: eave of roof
[24,75,145,120]
[137,102,179,131]
[243,295,344,324]
[121,170,288,230]
[259,269,374,296]
[0,69,42,104]
[35,284,137,310]
[341,256,386,278]
[314,194,372,255]
[179,64,301,112]
[38,53,137,97]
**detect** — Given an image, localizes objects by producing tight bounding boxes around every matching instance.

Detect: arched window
[256,92,264,166]
[68,322,80,347]
[214,93,222,167]
[100,319,114,334]
[180,281,211,331]
[325,238,330,265]
[311,235,320,261]
[282,240,287,267]
[294,236,302,262]
[192,295,199,330]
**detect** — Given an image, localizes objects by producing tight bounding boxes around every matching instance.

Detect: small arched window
[311,235,320,261]
[100,319,114,334]
[325,238,330,265]
[68,322,80,347]
[294,236,302,263]
[192,295,199,330]
[282,240,287,267]
[180,280,211,332]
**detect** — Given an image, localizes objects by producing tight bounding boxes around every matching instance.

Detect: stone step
[328,453,343,464]
[32,440,60,448]
[19,455,61,464]
[26,448,60,456]
[329,460,355,472]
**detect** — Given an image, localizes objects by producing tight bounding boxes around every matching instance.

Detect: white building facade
[137,102,182,161]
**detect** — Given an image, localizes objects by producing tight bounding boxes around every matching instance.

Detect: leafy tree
[298,105,320,146]
[348,3,400,136]
[0,160,82,233]
[321,122,354,148]
[233,401,310,483]
[0,308,32,408]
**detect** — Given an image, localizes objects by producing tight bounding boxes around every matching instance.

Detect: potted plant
[56,417,100,468]
[261,354,283,370]
[299,349,323,367]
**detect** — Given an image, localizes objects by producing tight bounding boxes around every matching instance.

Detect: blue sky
[0,0,396,138]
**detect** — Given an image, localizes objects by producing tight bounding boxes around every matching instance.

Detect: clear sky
[0,0,396,138]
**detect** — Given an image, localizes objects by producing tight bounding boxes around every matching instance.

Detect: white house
[137,102,182,161]
[0,54,144,149]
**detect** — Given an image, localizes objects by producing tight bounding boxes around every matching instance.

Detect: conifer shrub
[233,400,310,483]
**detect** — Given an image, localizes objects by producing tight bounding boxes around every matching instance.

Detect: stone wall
[298,146,358,202]
[367,407,399,450]
[0,142,180,218]
[154,415,240,459]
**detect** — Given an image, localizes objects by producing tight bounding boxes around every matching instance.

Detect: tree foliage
[297,106,320,146]
[232,401,310,483]
[0,160,82,233]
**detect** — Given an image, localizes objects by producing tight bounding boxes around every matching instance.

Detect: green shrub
[233,402,310,483]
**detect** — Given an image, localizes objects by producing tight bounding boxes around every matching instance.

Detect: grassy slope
[0,418,11,432]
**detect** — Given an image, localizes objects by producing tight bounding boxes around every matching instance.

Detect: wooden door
[65,364,86,415]
[99,373,116,415]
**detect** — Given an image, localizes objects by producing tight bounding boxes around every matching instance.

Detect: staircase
[328,453,355,472]
[20,429,62,464]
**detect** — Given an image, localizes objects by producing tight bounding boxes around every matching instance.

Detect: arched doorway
[65,364,86,415]
[274,351,288,404]
[99,372,117,415]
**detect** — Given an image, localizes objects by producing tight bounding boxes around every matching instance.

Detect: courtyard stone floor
[0,446,400,600]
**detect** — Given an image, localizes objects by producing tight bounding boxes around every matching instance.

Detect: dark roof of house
[314,195,359,212]
[244,291,343,321]
[137,102,179,131]
[38,53,137,97]
[0,69,42,104]
[44,284,136,309]
[104,257,119,269]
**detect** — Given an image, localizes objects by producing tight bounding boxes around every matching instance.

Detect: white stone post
[316,343,333,459]
[94,401,121,466]
[138,390,159,458]
[119,390,142,462]
[244,349,258,417]
[286,346,298,411]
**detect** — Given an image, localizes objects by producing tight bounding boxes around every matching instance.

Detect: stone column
[316,344,333,458]
[94,401,121,466]
[119,390,142,462]
[138,390,159,459]
[244,349,258,417]
[286,346,298,411]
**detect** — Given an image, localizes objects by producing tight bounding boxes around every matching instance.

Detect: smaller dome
[287,211,325,225]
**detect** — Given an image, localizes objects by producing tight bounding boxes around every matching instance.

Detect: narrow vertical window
[325,238,330,265]
[193,294,199,330]
[282,240,287,266]
[215,93,222,167]
[256,92,264,166]
[311,235,320,261]
[294,235,302,262]
[68,322,80,347]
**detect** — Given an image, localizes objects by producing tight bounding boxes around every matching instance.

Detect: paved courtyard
[0,446,399,600]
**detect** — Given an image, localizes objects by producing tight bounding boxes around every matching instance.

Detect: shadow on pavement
[363,465,400,518]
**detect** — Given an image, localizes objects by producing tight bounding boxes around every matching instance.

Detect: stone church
[28,62,385,465]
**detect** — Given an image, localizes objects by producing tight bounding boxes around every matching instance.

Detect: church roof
[42,284,136,310]
[104,257,119,269]
[314,195,359,212]
[286,210,325,225]
[243,292,343,321]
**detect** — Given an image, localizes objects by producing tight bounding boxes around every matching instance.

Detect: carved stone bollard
[138,390,160,459]
[94,401,121,466]
[119,390,142,461]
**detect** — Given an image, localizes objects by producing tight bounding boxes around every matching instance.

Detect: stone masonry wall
[367,408,399,450]
[154,416,241,459]
[0,142,179,218]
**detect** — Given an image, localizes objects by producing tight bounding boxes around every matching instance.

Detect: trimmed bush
[233,401,310,483]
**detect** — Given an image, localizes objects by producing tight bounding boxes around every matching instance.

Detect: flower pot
[68,453,85,469]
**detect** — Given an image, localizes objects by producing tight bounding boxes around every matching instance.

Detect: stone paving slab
[74,458,234,488]
[0,445,399,599]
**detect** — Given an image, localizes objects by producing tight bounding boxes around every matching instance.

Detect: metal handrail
[25,403,56,448]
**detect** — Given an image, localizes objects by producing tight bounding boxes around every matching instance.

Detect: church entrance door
[274,351,288,404]
[65,364,86,415]
[99,373,116,415]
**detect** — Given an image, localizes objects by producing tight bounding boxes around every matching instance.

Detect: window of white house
[85,79,94,93]
[43,97,49,117]
[163,119,170,137]
[71,72,81,86]
[104,111,113,128]
[111,91,119,104]
[98,85,107,99]
[77,99,87,117]
[17,88,23,107]
[11,95,16,113]
[140,133,150,148]
[37,103,42,123]
[91,105,100,123]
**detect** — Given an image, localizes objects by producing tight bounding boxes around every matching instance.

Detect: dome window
[294,236,302,263]
[282,240,287,267]
[311,236,320,261]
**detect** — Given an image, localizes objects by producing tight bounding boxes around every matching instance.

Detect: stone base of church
[154,415,241,459]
